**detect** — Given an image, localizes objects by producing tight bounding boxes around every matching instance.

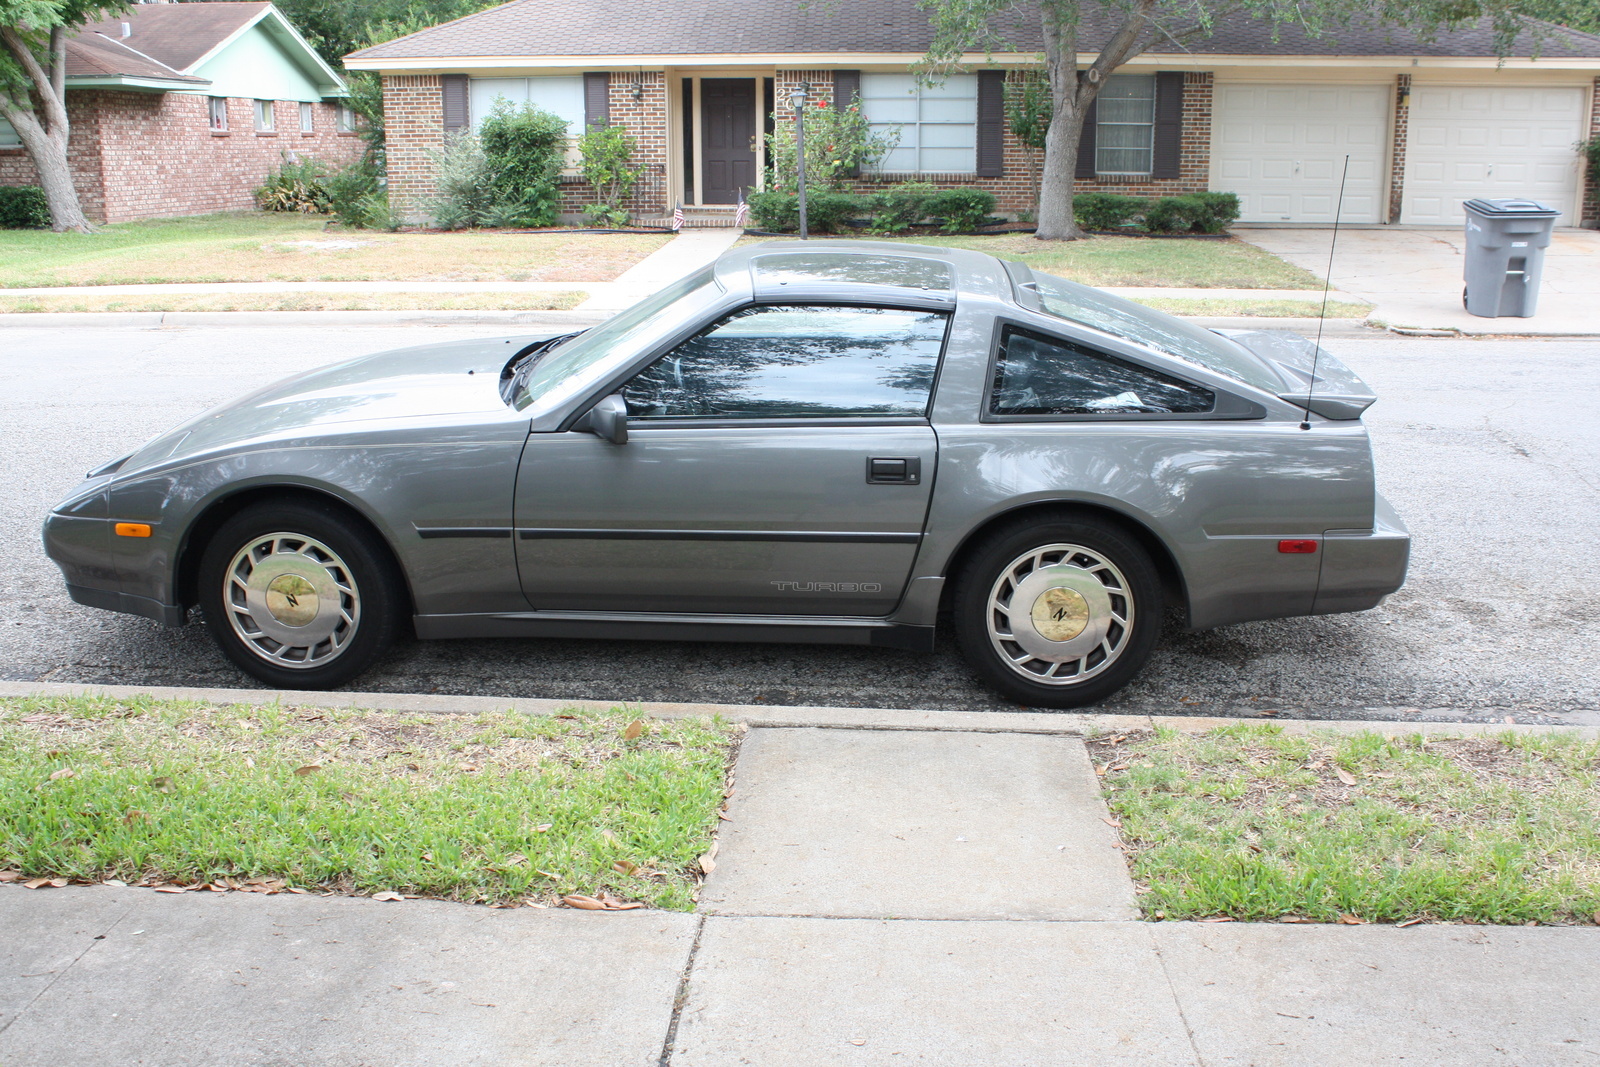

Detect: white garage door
[1402,86,1586,225]
[1212,84,1389,223]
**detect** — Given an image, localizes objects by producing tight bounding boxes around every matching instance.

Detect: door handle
[866,457,921,484]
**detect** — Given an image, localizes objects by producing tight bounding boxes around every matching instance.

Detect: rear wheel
[198,501,404,689]
[952,515,1162,708]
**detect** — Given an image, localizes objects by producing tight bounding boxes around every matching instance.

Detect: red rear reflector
[1278,539,1318,554]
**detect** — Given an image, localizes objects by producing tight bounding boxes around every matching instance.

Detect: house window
[299,102,314,133]
[208,97,228,132]
[253,99,275,132]
[859,73,977,174]
[1094,74,1156,175]
[335,104,356,132]
[469,76,586,134]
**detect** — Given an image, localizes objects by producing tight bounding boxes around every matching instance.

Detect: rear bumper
[1313,493,1411,615]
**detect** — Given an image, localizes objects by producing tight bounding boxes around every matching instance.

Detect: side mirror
[576,393,629,444]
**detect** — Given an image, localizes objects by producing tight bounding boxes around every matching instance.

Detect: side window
[990,326,1214,417]
[623,305,948,419]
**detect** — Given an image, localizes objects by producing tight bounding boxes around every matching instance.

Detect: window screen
[990,327,1214,417]
[1095,74,1155,175]
[860,74,977,174]
[207,97,228,132]
[470,76,586,135]
[253,99,275,132]
[624,305,948,419]
[299,102,314,132]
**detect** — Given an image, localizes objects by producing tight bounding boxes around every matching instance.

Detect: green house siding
[190,26,326,102]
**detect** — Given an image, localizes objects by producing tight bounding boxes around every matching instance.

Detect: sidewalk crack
[1149,926,1209,1067]
[0,898,131,1037]
[656,913,708,1066]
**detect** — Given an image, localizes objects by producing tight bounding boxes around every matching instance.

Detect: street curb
[0,309,611,328]
[2,680,1592,740]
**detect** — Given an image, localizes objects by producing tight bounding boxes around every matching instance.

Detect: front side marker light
[114,522,153,538]
[1278,539,1318,554]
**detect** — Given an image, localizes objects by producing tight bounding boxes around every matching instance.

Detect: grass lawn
[741,232,1324,289]
[0,696,738,910]
[1130,296,1373,319]
[0,291,587,314]
[1092,724,1600,926]
[0,213,670,288]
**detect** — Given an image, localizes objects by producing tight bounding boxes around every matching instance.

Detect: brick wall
[383,74,445,220]
[554,71,670,219]
[1,90,362,223]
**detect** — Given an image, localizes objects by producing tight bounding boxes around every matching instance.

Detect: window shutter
[1074,97,1097,179]
[441,74,468,132]
[832,70,861,176]
[976,70,1005,178]
[584,72,610,130]
[1151,71,1184,179]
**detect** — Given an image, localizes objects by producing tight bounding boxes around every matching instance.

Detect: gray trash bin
[1462,198,1560,318]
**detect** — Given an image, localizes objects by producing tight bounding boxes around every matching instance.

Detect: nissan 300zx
[43,242,1409,708]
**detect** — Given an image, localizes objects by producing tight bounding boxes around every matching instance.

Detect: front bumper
[1313,492,1411,615]
[43,509,186,628]
[65,583,186,626]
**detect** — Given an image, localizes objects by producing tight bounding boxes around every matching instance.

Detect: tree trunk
[1034,9,1084,240]
[0,26,93,233]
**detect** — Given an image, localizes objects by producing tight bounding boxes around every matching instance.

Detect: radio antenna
[1302,152,1351,431]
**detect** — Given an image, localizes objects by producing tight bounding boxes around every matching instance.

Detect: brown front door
[701,78,756,204]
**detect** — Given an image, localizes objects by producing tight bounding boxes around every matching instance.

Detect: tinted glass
[990,328,1214,416]
[1022,268,1283,393]
[624,305,948,419]
[753,253,954,291]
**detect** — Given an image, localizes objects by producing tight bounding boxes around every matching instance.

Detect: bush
[923,188,995,233]
[1073,193,1146,232]
[747,189,799,231]
[1191,191,1240,233]
[428,132,497,230]
[1142,195,1211,234]
[746,190,864,233]
[254,156,331,213]
[765,95,897,193]
[579,122,645,227]
[479,98,567,228]
[323,160,400,230]
[867,181,936,234]
[0,185,50,229]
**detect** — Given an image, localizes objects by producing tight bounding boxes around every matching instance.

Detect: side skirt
[412,611,937,652]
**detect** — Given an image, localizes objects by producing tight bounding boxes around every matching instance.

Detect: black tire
[951,514,1162,709]
[198,500,406,690]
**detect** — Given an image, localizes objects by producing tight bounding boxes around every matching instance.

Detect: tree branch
[0,24,68,135]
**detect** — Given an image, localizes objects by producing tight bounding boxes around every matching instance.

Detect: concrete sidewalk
[3,706,1596,1065]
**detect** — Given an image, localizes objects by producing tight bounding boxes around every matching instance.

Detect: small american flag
[733,193,749,229]
[671,202,685,231]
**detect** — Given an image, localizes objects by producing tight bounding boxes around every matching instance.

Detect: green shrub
[1144,195,1212,234]
[923,188,995,233]
[0,185,50,229]
[479,98,567,228]
[765,95,897,193]
[747,189,799,231]
[427,132,497,230]
[1191,191,1240,233]
[579,122,644,226]
[1073,192,1146,232]
[254,156,331,213]
[746,190,864,233]
[867,180,936,234]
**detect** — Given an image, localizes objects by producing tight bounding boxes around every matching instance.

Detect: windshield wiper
[499,330,583,404]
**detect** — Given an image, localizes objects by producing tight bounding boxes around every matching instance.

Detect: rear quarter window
[989,326,1215,417]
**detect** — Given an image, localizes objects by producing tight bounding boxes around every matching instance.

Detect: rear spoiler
[1213,329,1377,420]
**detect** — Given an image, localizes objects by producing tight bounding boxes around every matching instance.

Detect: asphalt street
[2,324,1595,724]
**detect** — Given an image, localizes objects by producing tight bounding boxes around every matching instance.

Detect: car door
[513,303,948,617]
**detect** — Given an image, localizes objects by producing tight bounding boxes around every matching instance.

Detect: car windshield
[1020,267,1282,393]
[513,268,722,412]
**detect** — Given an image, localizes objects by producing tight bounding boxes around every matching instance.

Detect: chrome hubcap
[224,532,360,669]
[986,543,1134,686]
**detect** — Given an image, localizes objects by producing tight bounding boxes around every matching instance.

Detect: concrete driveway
[1238,226,1600,334]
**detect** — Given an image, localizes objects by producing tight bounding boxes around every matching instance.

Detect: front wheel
[952,516,1162,708]
[198,501,405,689]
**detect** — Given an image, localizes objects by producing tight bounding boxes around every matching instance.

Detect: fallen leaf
[1199,916,1236,923]
[1338,914,1367,925]
[207,884,228,893]
[718,810,733,821]
[1396,918,1426,928]
[613,859,638,875]
[48,768,75,781]
[623,720,644,741]
[533,823,553,833]
[154,885,189,894]
[1593,910,1600,926]
[151,776,176,794]
[286,887,309,895]
[504,853,529,867]
[698,840,719,876]
[849,1039,867,1046]
[0,870,22,883]
[563,894,607,910]
[1333,767,1357,786]
[458,763,479,773]
[21,713,51,723]
[1279,915,1316,923]
[371,891,404,902]
[1100,817,1122,828]
[597,892,644,911]
[293,765,321,776]
[22,878,50,889]
[1093,765,1108,777]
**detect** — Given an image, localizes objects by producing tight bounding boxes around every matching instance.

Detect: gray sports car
[43,242,1408,708]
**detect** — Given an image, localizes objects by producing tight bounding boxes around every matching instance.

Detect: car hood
[118,334,561,474]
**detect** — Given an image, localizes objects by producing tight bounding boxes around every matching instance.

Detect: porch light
[789,82,811,240]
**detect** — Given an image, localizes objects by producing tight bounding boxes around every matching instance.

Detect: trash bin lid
[1463,198,1560,217]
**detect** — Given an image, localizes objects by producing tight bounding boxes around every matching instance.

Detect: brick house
[0,2,362,224]
[346,0,1600,229]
